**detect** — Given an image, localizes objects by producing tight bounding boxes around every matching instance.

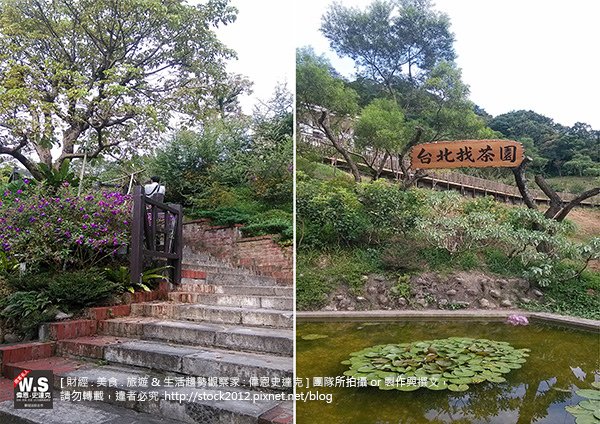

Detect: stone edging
[296,309,600,332]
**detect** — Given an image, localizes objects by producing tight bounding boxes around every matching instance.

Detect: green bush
[297,180,369,247]
[296,249,381,310]
[46,270,120,310]
[0,291,56,338]
[357,182,426,237]
[242,210,293,243]
[484,248,526,276]
[6,271,55,292]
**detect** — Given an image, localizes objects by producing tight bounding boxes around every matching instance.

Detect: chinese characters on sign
[410,140,524,169]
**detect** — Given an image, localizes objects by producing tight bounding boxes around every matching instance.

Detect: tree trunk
[318,111,362,183]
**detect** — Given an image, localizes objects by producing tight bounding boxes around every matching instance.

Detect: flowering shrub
[0,182,132,271]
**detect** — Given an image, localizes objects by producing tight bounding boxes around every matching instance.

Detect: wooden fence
[130,186,183,286]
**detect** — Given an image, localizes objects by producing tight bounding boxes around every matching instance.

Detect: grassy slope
[297,158,600,318]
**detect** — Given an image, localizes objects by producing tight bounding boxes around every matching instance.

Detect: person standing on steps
[144,176,166,202]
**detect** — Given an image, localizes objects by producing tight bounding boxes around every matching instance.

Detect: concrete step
[206,274,277,286]
[131,303,293,328]
[97,317,293,356]
[168,293,293,310]
[101,340,292,384]
[0,398,186,424]
[182,263,253,276]
[174,283,292,297]
[2,359,290,424]
[55,337,292,386]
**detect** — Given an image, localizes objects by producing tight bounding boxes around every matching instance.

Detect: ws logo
[13,370,53,409]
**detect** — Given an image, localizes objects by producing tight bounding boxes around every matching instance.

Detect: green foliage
[0,291,56,337]
[357,182,425,237]
[342,337,530,392]
[355,98,406,152]
[296,249,380,310]
[0,183,131,272]
[296,47,359,116]
[104,265,170,294]
[521,268,600,320]
[484,249,527,276]
[566,383,600,423]
[489,111,599,177]
[37,162,79,188]
[297,179,368,247]
[390,275,411,299]
[321,0,455,89]
[154,86,292,239]
[0,0,236,178]
[45,269,120,310]
[241,210,293,243]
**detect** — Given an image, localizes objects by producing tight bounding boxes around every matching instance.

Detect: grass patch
[296,248,381,310]
[521,270,600,320]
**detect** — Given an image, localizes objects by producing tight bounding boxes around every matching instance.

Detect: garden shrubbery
[0,180,134,339]
[297,157,600,314]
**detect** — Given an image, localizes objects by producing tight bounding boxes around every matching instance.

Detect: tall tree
[354,98,406,180]
[296,47,362,182]
[321,0,455,98]
[0,0,237,180]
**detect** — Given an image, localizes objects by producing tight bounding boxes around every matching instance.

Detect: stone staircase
[0,249,293,424]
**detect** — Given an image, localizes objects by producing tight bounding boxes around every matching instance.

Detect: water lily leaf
[579,400,600,411]
[396,384,419,391]
[343,337,528,392]
[575,415,597,424]
[301,334,329,340]
[447,384,469,392]
[577,390,600,401]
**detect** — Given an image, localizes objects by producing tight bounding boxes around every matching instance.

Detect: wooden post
[174,204,183,285]
[130,186,144,285]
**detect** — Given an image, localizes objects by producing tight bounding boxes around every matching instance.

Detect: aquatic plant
[342,337,529,392]
[566,382,600,423]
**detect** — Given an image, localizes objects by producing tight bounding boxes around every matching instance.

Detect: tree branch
[511,156,537,210]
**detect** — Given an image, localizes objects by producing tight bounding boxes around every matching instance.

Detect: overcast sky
[295,0,600,129]
[215,0,294,114]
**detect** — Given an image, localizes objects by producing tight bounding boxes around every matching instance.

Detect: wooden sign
[410,139,524,170]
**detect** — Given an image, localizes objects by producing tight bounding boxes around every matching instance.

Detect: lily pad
[301,334,329,341]
[577,390,600,401]
[566,385,600,423]
[342,337,529,392]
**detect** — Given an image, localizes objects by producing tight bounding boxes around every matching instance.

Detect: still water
[296,320,599,424]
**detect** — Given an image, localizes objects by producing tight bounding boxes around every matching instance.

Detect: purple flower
[23,178,30,184]
[16,189,23,194]
[506,315,529,326]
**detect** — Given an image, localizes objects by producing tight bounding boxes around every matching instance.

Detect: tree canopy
[0,0,237,180]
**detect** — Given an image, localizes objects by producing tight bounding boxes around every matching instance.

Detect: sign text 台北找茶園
[410,140,524,170]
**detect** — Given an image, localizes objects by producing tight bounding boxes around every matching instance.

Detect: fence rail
[130,186,183,286]
[300,137,600,207]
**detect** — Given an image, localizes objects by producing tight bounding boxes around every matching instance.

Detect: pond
[296,319,600,424]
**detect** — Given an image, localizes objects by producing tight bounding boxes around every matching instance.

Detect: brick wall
[183,220,293,286]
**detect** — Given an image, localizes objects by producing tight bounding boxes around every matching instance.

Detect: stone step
[182,263,253,276]
[131,303,293,328]
[0,397,186,424]
[2,359,290,424]
[216,286,293,297]
[101,340,292,384]
[206,274,277,286]
[97,317,293,356]
[168,293,293,310]
[174,283,292,297]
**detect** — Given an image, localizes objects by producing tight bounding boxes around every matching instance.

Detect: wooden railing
[300,135,600,207]
[130,186,183,286]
